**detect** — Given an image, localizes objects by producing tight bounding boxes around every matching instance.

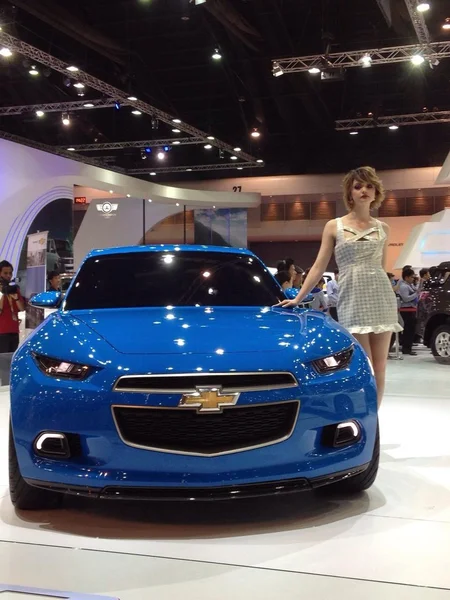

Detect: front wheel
[430,323,450,365]
[9,423,62,510]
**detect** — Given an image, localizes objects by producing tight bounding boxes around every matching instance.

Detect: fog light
[34,432,70,458]
[322,420,361,448]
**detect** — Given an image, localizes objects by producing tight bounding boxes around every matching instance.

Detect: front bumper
[25,463,370,501]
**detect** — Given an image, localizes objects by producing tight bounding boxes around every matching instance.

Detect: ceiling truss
[403,0,430,45]
[0,98,131,116]
[62,137,206,151]
[129,163,258,174]
[0,30,259,164]
[335,110,450,130]
[273,41,450,73]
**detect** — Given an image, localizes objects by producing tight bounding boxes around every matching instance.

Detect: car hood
[71,306,351,359]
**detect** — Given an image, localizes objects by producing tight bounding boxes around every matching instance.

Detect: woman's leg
[353,333,372,364]
[368,331,392,407]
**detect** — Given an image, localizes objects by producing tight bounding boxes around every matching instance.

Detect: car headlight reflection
[33,353,93,380]
[312,346,354,374]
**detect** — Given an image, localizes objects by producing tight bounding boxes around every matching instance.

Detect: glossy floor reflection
[0,352,449,599]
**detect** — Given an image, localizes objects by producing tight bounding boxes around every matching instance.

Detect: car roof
[85,244,255,260]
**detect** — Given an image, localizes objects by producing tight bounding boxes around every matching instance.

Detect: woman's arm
[381,221,390,271]
[276,220,337,307]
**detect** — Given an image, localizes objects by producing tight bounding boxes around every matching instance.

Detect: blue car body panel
[10,244,377,495]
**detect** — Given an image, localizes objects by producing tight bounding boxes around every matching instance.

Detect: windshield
[425,266,450,289]
[64,251,282,310]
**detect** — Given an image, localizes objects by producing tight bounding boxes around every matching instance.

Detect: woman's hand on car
[274,298,300,308]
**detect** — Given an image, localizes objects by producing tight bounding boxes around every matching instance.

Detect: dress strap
[376,219,385,238]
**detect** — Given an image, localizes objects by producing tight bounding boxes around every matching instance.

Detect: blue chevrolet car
[9,245,379,510]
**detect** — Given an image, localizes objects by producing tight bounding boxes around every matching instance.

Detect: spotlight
[151,118,159,130]
[256,159,264,163]
[237,167,243,170]
[233,147,242,152]
[212,48,222,60]
[308,67,321,74]
[63,77,72,88]
[77,91,85,97]
[150,172,156,176]
[172,128,181,133]
[272,62,284,77]
[132,110,142,115]
[360,54,372,68]
[416,2,430,12]
[141,149,147,160]
[186,168,193,172]
[74,82,85,89]
[62,113,70,126]
[84,103,94,108]
[172,118,182,124]
[207,135,215,140]
[29,65,39,76]
[442,18,450,30]
[66,66,79,72]
[163,146,171,152]
[127,95,138,101]
[250,128,261,138]
[411,54,425,65]
[349,131,359,135]
[115,102,121,110]
[145,147,152,154]
[67,147,76,152]
[389,125,399,130]
[36,110,45,118]
[173,141,181,145]
[219,150,224,159]
[204,144,213,149]
[157,151,165,160]
[0,47,13,58]
[231,156,238,160]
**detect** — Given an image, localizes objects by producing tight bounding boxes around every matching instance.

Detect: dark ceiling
[0,0,449,182]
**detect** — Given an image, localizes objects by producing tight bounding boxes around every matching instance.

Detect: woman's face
[351,179,376,208]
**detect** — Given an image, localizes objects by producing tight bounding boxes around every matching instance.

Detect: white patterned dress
[335,218,402,335]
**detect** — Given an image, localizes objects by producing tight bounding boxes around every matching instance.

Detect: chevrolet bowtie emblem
[179,387,240,413]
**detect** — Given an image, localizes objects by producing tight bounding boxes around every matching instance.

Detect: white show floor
[0,351,449,599]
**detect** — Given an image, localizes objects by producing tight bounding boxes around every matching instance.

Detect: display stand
[388,332,403,361]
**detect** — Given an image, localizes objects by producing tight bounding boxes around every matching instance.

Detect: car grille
[113,372,297,393]
[113,401,299,456]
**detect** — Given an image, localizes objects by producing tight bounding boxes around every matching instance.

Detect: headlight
[33,353,93,380]
[312,346,354,374]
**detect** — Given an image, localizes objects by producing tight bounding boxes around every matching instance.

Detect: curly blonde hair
[342,166,385,211]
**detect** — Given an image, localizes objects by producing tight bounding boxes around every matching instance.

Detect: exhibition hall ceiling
[0,0,449,181]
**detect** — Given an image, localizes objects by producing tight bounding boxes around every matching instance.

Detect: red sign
[74,197,87,205]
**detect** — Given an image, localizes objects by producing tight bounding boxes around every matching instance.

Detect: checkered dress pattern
[335,218,402,335]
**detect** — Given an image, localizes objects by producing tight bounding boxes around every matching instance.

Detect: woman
[277,166,402,406]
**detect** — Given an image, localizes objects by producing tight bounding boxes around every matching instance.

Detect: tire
[326,425,380,494]
[9,423,62,510]
[430,324,450,365]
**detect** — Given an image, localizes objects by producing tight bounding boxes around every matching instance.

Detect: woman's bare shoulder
[324,219,338,236]
[378,220,390,232]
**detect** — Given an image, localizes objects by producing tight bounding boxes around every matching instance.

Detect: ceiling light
[442,18,450,30]
[176,203,180,207]
[360,54,372,67]
[109,190,113,194]
[173,140,181,145]
[148,199,153,202]
[349,131,359,135]
[233,147,242,152]
[250,128,261,138]
[411,54,425,65]
[186,168,193,172]
[308,67,321,74]
[73,82,85,89]
[257,159,264,163]
[172,118,181,124]
[212,48,222,60]
[132,110,142,115]
[231,156,238,160]
[0,47,12,58]
[272,62,284,77]
[172,128,181,133]
[29,65,39,76]
[416,2,430,12]
[204,144,213,149]
[389,125,399,130]
[127,95,138,101]
[126,194,131,198]
[66,65,79,72]
[62,113,70,126]
[67,147,76,151]
[157,151,165,160]
[83,103,94,108]
[207,135,215,140]
[150,172,156,176]
[36,110,45,118]
[237,167,243,170]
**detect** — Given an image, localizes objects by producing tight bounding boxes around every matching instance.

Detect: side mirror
[284,287,299,300]
[29,291,62,309]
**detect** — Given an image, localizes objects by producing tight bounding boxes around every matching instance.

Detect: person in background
[398,267,419,356]
[275,270,292,291]
[47,271,61,292]
[276,260,286,274]
[311,277,328,312]
[284,257,296,283]
[293,266,304,289]
[326,269,340,321]
[0,260,25,354]
[419,268,430,292]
